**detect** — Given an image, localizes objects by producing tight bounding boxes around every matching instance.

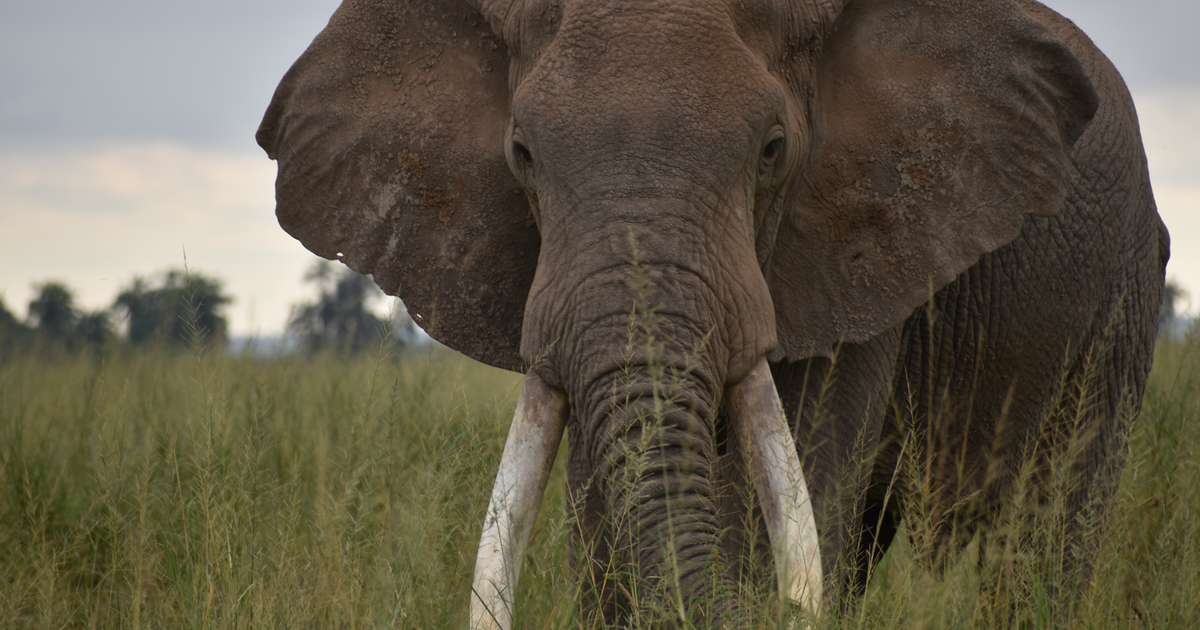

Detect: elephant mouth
[468,356,823,629]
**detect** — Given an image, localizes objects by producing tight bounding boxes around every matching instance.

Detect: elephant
[257,0,1169,626]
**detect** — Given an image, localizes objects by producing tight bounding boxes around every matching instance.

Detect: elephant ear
[257,0,536,372]
[767,0,1098,360]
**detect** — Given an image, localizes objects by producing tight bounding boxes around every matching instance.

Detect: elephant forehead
[512,2,786,133]
[503,0,823,76]
[544,0,802,39]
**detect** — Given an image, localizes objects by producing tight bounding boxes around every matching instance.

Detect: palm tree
[288,260,406,354]
[28,281,79,341]
[75,311,116,349]
[114,270,232,348]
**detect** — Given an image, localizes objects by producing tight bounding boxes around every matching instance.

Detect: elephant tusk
[727,356,823,616]
[470,372,569,630]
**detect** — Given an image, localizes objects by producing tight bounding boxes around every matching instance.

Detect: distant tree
[288,260,409,354]
[1159,279,1185,336]
[28,281,79,341]
[114,270,231,348]
[0,296,34,355]
[75,310,116,349]
[18,281,115,353]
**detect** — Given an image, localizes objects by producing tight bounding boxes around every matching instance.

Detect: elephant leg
[856,416,905,596]
[1026,275,1161,598]
[889,258,1084,570]
[1025,333,1132,595]
[771,326,901,606]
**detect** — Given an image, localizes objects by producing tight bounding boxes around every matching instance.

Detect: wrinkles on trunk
[577,362,737,621]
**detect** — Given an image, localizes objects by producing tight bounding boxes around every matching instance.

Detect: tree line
[0,260,418,358]
[3,262,1185,359]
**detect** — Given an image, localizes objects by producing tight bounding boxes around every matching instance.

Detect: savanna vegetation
[1,259,419,362]
[1,307,1197,628]
[1,270,231,357]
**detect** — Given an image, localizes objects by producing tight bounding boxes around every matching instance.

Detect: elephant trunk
[583,362,733,619]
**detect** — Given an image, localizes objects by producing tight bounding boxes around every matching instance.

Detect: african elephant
[257,0,1169,626]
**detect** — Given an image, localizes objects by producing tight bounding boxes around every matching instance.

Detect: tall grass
[0,342,528,628]
[2,330,1197,628]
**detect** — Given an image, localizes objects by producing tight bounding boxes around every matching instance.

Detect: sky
[1,0,1197,337]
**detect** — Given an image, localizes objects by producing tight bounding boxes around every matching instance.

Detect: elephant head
[258,0,1097,624]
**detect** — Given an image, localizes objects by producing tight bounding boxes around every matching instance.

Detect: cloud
[5,145,269,215]
[1133,88,1200,313]
[0,0,341,150]
[1136,89,1200,185]
[1041,0,1200,91]
[0,144,326,335]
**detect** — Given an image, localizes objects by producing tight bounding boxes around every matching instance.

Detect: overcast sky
[2,0,1197,336]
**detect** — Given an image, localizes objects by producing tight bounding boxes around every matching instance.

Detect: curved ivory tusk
[727,356,823,616]
[470,373,569,630]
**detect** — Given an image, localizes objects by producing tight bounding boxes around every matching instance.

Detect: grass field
[1,332,1197,628]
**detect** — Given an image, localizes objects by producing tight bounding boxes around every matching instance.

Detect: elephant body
[259,0,1168,624]
[776,1,1167,598]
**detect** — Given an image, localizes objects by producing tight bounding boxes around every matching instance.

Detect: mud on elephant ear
[256,0,536,372]
[766,0,1099,361]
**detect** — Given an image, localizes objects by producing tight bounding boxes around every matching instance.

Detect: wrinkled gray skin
[258,0,1168,622]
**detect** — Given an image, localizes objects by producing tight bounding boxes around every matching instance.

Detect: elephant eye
[512,141,533,166]
[763,138,784,161]
[758,127,787,183]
